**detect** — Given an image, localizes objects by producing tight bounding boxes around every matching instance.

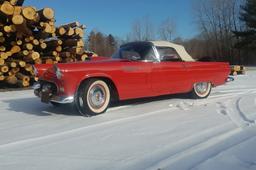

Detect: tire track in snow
[119,122,239,170]
[216,93,255,128]
[213,87,256,94]
[172,93,244,112]
[210,88,256,99]
[235,97,255,124]
[145,125,256,170]
[147,127,242,170]
[190,130,256,170]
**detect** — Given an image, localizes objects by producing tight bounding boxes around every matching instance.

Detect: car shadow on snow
[3,93,189,117]
[3,97,79,116]
[110,93,189,107]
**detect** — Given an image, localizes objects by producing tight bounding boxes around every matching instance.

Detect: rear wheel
[190,82,212,99]
[75,79,111,116]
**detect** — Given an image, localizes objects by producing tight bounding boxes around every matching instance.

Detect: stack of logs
[0,0,92,87]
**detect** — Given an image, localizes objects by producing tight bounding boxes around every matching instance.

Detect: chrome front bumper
[33,83,74,104]
[51,96,74,104]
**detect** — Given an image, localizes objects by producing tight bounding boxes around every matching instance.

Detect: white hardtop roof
[151,41,195,62]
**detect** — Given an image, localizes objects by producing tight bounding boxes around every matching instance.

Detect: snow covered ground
[0,70,256,170]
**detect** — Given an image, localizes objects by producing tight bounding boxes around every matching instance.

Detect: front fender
[76,73,114,91]
[34,64,53,78]
[82,73,113,81]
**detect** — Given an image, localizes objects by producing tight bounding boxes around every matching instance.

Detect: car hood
[35,56,124,78]
[56,57,126,72]
[66,56,122,64]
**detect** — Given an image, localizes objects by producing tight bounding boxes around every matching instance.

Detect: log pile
[0,0,93,87]
[230,65,246,76]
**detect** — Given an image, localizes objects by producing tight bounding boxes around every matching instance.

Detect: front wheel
[190,82,212,99]
[75,79,111,116]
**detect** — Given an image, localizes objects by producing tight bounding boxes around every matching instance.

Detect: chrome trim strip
[152,45,161,62]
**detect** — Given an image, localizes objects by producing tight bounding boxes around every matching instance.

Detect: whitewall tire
[76,79,110,116]
[190,82,212,99]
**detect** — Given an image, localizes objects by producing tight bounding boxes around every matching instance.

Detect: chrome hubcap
[88,85,106,109]
[195,82,209,94]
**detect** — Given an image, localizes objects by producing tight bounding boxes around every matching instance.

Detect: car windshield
[112,44,156,61]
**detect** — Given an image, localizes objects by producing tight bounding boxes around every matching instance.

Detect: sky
[24,0,198,40]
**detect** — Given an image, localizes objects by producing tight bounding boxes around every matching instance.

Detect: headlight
[32,65,38,76]
[53,64,63,79]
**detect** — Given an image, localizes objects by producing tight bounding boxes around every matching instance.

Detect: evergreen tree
[234,0,256,48]
[105,34,117,57]
[88,31,97,52]
[87,31,118,56]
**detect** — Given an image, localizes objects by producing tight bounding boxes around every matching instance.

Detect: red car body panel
[35,58,230,101]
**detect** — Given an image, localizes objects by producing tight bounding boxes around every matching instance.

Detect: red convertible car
[34,41,230,116]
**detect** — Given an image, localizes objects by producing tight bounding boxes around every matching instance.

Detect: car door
[117,61,152,99]
[112,42,156,100]
[151,46,190,95]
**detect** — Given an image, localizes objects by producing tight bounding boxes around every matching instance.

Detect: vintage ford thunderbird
[34,41,230,116]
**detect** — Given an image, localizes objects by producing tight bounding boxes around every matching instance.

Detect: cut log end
[58,27,66,35]
[40,42,47,49]
[81,54,88,61]
[1,2,14,16]
[24,43,33,50]
[12,15,24,25]
[0,74,5,81]
[22,6,36,21]
[31,51,40,60]
[6,75,17,85]
[39,8,54,20]
[19,60,26,67]
[17,72,30,82]
[1,65,9,73]
[11,45,21,54]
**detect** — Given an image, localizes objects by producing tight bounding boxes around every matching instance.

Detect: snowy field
[0,70,256,170]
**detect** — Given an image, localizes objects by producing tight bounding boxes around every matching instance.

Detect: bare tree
[143,16,155,41]
[130,16,155,41]
[131,19,143,41]
[128,16,177,42]
[193,0,244,62]
[159,17,176,41]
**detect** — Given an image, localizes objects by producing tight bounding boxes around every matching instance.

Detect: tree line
[85,16,176,57]
[185,0,255,65]
[86,31,117,57]
[86,0,256,65]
